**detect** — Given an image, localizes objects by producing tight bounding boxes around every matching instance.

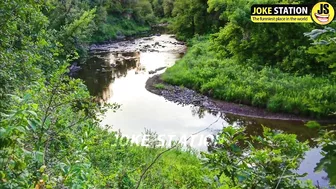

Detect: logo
[251,2,335,25]
[311,2,335,25]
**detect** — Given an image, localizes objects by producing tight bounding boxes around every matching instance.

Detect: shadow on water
[78,35,336,188]
[77,52,138,103]
[190,106,319,146]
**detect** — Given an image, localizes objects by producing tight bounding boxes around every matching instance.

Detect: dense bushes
[0,1,212,187]
[0,75,315,188]
[91,15,150,43]
[202,126,314,188]
[163,39,336,117]
[169,0,223,40]
[45,0,161,55]
[0,77,213,188]
[1,0,336,188]
[82,126,213,188]
[170,0,336,74]
[163,0,336,117]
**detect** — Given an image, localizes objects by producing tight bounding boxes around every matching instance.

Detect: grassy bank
[84,127,213,188]
[162,37,336,118]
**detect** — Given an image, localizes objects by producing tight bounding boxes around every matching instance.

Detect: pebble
[159,86,218,111]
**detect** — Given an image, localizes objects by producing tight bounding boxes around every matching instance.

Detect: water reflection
[78,51,139,103]
[114,58,137,78]
[79,35,335,188]
[188,106,319,145]
[190,106,206,119]
[77,53,113,103]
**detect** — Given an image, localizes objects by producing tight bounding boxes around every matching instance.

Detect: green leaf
[305,121,321,129]
[34,151,44,164]
[15,126,26,133]
[28,119,38,131]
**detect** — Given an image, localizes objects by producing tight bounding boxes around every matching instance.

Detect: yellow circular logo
[311,2,335,25]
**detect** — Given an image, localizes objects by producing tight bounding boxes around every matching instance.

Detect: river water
[79,34,331,187]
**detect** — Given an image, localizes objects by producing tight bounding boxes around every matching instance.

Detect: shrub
[162,38,336,117]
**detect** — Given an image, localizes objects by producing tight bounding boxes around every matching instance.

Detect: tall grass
[162,39,336,118]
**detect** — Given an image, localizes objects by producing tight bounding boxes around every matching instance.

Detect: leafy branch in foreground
[315,130,336,186]
[202,126,315,189]
[305,24,336,75]
[306,121,336,187]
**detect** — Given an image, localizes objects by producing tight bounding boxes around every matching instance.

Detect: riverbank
[90,20,169,45]
[146,74,336,122]
[157,36,336,119]
[80,34,332,187]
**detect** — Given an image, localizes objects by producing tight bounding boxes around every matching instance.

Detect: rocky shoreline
[146,74,335,122]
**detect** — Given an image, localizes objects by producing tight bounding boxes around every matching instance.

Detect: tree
[163,0,175,17]
[171,0,209,40]
[305,23,336,75]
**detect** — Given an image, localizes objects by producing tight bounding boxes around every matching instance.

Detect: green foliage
[1,0,335,188]
[59,8,96,57]
[91,15,150,43]
[0,1,212,188]
[163,38,336,117]
[46,0,158,55]
[0,67,211,188]
[208,0,321,74]
[305,23,336,75]
[87,128,214,188]
[151,0,164,18]
[202,126,314,188]
[0,0,56,111]
[315,130,336,186]
[154,83,166,89]
[132,0,157,24]
[0,67,100,188]
[163,0,175,17]
[305,121,321,129]
[170,0,218,40]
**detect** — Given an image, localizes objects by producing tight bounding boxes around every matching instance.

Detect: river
[78,34,331,187]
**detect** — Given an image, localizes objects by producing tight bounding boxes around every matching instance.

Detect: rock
[68,62,81,77]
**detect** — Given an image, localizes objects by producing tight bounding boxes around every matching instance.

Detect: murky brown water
[78,34,333,187]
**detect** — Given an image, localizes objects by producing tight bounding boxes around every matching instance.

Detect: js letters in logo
[312,2,335,25]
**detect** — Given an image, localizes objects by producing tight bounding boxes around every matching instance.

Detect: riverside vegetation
[0,0,336,188]
[163,0,336,118]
